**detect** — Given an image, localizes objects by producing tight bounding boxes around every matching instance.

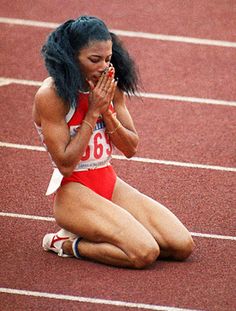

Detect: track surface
[0,1,236,311]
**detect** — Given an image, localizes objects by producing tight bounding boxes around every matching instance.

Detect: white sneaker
[42,229,77,257]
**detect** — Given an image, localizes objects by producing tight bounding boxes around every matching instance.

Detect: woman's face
[77,40,112,86]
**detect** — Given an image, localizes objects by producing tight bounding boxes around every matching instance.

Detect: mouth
[93,76,99,82]
[88,75,100,87]
[93,74,103,82]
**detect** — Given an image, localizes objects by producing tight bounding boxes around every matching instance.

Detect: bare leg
[63,239,159,268]
[54,182,160,268]
[111,178,195,260]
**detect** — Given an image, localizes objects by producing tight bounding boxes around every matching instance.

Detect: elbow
[59,167,73,178]
[57,163,74,177]
[125,136,139,158]
[124,146,138,159]
[54,156,81,177]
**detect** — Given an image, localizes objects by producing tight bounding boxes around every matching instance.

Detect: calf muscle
[53,182,160,267]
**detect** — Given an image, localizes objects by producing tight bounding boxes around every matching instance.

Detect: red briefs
[61,165,117,201]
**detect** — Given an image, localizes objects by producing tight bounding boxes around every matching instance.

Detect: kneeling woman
[33,16,195,268]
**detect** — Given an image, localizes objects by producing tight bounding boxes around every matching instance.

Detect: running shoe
[42,228,77,257]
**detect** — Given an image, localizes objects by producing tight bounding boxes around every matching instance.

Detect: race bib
[70,119,113,170]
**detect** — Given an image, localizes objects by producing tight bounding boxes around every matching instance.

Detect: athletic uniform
[35,91,117,200]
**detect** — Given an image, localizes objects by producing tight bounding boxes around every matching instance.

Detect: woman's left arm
[102,88,139,158]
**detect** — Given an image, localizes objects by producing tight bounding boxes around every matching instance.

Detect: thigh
[112,178,192,250]
[53,182,158,254]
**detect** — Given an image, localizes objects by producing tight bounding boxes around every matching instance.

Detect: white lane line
[1,212,236,241]
[113,29,236,48]
[1,141,236,172]
[114,154,236,172]
[0,17,59,28]
[0,212,54,222]
[139,92,236,107]
[0,77,42,87]
[0,142,44,152]
[0,78,13,86]
[0,287,203,311]
[1,77,236,107]
[1,17,236,48]
[190,232,236,241]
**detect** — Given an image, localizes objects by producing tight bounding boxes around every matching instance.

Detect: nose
[99,61,111,74]
[99,65,108,74]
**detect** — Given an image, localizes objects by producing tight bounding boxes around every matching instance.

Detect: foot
[42,228,77,257]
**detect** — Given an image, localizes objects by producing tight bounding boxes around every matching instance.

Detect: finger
[100,70,110,90]
[100,67,115,92]
[106,79,117,103]
[108,66,115,78]
[96,70,106,89]
[111,80,117,100]
[86,79,95,91]
[96,64,113,89]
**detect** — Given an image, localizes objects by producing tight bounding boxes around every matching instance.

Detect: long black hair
[41,16,139,107]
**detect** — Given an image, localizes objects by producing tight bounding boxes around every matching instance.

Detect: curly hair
[41,16,139,107]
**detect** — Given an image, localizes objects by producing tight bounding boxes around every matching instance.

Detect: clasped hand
[87,66,117,116]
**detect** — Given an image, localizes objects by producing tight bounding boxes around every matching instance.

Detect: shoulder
[34,77,69,123]
[34,77,58,106]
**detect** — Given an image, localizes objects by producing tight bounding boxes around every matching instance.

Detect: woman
[33,16,194,268]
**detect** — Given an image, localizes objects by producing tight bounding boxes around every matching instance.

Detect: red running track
[1,24,236,100]
[0,1,236,311]
[0,148,235,236]
[0,218,235,311]
[1,0,236,41]
[1,84,236,166]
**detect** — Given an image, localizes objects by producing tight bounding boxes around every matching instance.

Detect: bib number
[81,132,112,161]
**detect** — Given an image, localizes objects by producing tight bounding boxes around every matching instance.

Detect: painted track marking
[0,8,234,311]
[1,77,236,107]
[0,287,203,311]
[0,141,236,172]
[1,17,236,48]
[0,212,235,242]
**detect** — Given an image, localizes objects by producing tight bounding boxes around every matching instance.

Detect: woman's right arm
[34,86,99,177]
[35,69,116,176]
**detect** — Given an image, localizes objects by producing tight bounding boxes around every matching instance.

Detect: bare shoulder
[33,77,68,125]
[34,77,59,110]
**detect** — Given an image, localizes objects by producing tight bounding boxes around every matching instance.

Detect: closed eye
[89,57,100,63]
[89,55,112,64]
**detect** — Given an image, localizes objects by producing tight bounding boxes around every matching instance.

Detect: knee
[54,212,65,229]
[173,234,195,261]
[131,243,160,269]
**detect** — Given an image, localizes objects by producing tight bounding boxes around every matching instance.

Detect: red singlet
[35,92,117,200]
[61,92,117,200]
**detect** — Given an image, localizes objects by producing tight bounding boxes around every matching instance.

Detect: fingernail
[103,67,109,74]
